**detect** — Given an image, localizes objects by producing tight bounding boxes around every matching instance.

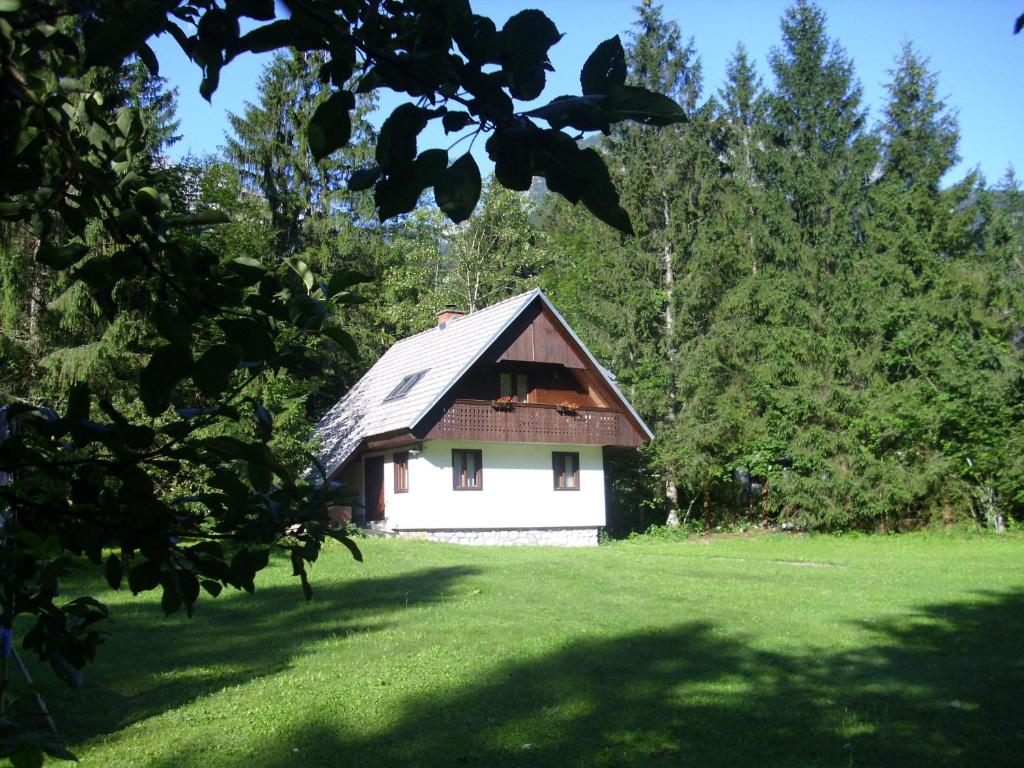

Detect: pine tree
[717,43,766,188]
[766,0,872,246]
[224,50,376,255]
[90,56,181,157]
[1,57,181,402]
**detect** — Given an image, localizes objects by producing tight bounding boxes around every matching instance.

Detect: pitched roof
[313,288,653,478]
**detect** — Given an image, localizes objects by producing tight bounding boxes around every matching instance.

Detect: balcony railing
[424,399,641,447]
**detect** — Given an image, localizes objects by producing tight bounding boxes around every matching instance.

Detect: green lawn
[27,533,1024,767]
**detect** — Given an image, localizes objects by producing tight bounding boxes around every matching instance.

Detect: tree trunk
[665,478,680,527]
[703,483,711,532]
[661,192,681,523]
[27,238,41,363]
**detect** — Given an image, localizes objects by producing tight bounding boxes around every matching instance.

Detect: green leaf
[581,36,626,95]
[49,653,83,687]
[138,43,159,77]
[375,166,424,221]
[66,382,90,423]
[248,459,273,493]
[140,344,194,416]
[36,241,88,269]
[324,326,359,360]
[236,18,325,53]
[227,256,267,284]
[199,65,221,102]
[308,90,354,161]
[355,67,382,94]
[0,1,22,12]
[179,571,200,611]
[327,269,371,297]
[336,533,363,562]
[453,14,499,64]
[506,68,545,102]
[218,318,274,362]
[525,94,609,133]
[128,560,162,594]
[348,166,381,191]
[193,344,244,397]
[435,153,481,224]
[232,0,275,20]
[604,84,687,127]
[10,747,44,768]
[168,209,232,227]
[254,402,273,441]
[376,104,429,168]
[105,553,122,590]
[201,579,223,597]
[533,134,633,234]
[83,11,166,68]
[486,130,534,191]
[576,148,633,234]
[285,257,316,293]
[499,10,563,100]
[535,130,585,203]
[152,301,192,346]
[500,10,562,66]
[460,69,514,117]
[415,148,449,190]
[442,110,474,134]
[160,576,182,616]
[319,55,354,87]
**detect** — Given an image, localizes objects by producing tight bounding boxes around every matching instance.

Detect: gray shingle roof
[313,288,653,478]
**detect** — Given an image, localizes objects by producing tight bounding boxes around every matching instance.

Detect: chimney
[436,306,465,326]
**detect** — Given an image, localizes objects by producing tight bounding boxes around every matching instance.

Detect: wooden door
[364,456,386,522]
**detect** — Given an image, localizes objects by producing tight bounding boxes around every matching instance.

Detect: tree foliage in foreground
[0,0,686,761]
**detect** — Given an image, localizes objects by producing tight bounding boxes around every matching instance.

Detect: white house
[313,289,653,546]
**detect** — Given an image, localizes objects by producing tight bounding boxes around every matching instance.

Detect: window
[499,371,529,402]
[553,452,580,490]
[452,449,483,490]
[383,369,428,402]
[393,452,409,493]
[516,373,529,402]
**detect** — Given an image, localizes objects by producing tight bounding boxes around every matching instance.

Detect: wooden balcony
[423,399,644,447]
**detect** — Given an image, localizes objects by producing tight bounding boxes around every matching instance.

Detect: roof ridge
[390,288,541,348]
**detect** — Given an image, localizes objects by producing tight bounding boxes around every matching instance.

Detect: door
[364,456,386,522]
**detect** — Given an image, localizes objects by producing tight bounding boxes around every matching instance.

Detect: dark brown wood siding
[489,301,587,369]
[422,400,645,447]
[448,361,603,407]
[413,296,650,445]
[364,457,385,521]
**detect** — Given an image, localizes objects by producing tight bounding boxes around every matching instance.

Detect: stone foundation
[395,527,599,547]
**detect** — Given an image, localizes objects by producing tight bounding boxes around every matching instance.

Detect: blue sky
[152,1,1023,185]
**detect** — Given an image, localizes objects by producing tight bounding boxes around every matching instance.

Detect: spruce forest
[3,0,1022,541]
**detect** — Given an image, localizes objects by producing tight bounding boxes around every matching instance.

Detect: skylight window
[383,370,428,402]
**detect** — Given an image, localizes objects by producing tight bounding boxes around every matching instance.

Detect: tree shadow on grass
[146,589,1023,767]
[37,565,479,746]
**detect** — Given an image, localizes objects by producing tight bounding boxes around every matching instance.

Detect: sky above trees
[152,0,1023,185]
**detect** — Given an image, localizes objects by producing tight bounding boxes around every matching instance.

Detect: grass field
[25,533,1024,766]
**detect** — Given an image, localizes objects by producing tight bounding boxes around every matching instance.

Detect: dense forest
[3,0,1022,535]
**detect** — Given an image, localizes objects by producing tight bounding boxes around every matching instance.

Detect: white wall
[368,440,605,530]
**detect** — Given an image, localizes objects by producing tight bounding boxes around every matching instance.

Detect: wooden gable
[487,300,587,369]
[414,297,649,447]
